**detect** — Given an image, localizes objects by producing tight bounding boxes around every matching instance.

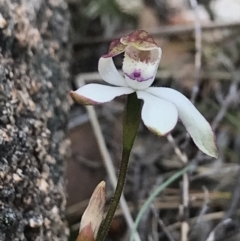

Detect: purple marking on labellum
[133,71,141,78]
[124,71,153,82]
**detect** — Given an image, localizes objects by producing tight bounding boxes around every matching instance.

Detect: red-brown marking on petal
[121,30,158,50]
[77,223,95,241]
[70,91,100,106]
[103,38,126,58]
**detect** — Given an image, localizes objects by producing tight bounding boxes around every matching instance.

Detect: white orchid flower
[71,30,217,158]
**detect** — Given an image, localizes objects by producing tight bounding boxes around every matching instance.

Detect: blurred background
[65,0,240,240]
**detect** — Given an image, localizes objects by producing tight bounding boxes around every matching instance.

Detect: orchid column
[71,30,217,241]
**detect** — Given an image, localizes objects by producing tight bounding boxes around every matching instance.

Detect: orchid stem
[96,93,142,241]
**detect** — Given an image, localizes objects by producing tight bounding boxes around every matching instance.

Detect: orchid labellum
[71,30,217,158]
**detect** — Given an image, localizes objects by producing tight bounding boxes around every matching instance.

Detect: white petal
[137,91,178,136]
[98,57,128,87]
[71,84,134,105]
[123,46,161,90]
[147,87,218,158]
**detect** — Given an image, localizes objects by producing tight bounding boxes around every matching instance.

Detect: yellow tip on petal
[208,132,218,158]
[148,127,163,136]
[70,91,99,106]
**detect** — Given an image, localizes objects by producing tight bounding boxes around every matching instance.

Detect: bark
[0,0,70,240]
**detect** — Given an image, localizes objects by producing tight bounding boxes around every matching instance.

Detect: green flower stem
[96,93,142,241]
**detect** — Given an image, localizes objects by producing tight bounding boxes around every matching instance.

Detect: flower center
[133,71,141,78]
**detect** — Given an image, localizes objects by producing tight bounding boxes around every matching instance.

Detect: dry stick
[151,204,176,241]
[211,77,239,131]
[211,170,240,240]
[76,77,141,241]
[179,1,203,240]
[74,22,240,46]
[67,189,231,220]
[205,219,232,241]
[186,62,239,241]
[189,50,239,163]
[191,186,210,235]
[167,134,189,241]
[69,190,231,232]
[194,62,239,239]
[70,201,220,233]
[189,0,202,104]
[224,168,240,220]
[195,187,210,225]
[210,52,239,131]
[165,210,240,233]
[210,74,240,241]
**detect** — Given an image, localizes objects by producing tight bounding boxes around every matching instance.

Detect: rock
[0,0,70,240]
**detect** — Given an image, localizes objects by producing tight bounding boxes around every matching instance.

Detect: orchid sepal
[70,84,134,106]
[136,91,178,136]
[146,87,218,158]
[70,90,100,106]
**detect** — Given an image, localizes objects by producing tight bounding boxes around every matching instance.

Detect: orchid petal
[71,84,134,105]
[123,46,161,90]
[98,57,128,87]
[120,30,159,50]
[137,91,178,136]
[147,87,218,158]
[103,38,126,58]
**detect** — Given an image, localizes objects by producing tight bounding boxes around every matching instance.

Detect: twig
[196,187,210,223]
[211,52,239,129]
[191,186,210,236]
[190,165,240,181]
[178,1,202,238]
[167,135,188,164]
[182,0,202,153]
[69,190,231,232]
[74,22,240,46]
[223,168,240,220]
[205,219,232,241]
[186,53,239,165]
[130,166,192,241]
[151,204,176,241]
[67,189,231,218]
[166,210,240,233]
[211,75,238,131]
[75,77,141,241]
[189,0,202,104]
[204,168,240,241]
[190,66,239,239]
[167,134,189,241]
